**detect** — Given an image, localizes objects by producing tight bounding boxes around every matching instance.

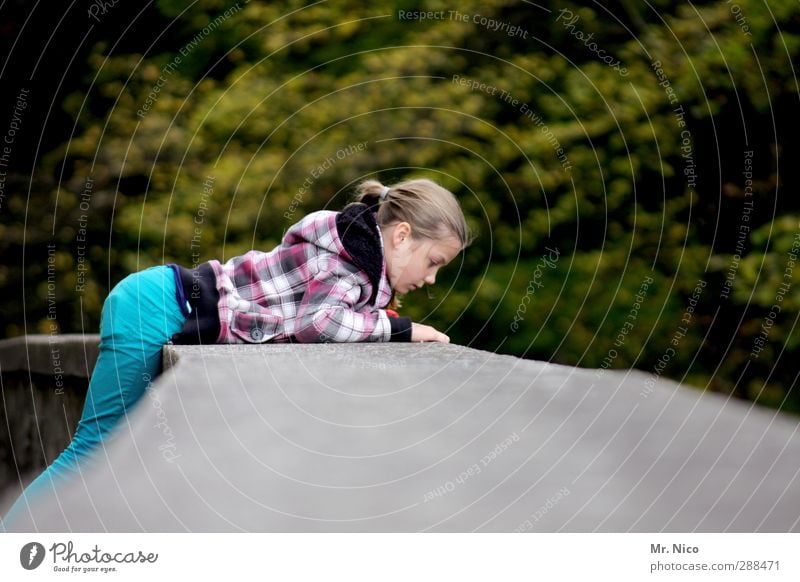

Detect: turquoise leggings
[2,266,186,530]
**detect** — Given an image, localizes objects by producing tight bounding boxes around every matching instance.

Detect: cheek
[389,251,411,279]
[393,255,409,273]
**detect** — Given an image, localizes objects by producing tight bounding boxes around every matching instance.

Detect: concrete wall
[3,339,799,532]
[0,334,98,515]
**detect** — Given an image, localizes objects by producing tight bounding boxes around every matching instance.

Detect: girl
[2,177,472,529]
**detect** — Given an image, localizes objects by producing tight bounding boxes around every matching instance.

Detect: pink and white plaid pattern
[208,211,395,343]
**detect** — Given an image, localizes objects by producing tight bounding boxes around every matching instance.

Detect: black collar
[336,202,390,304]
[336,203,387,305]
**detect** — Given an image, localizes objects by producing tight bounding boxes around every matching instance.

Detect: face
[382,222,461,295]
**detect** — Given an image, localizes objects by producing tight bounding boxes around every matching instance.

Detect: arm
[293,261,413,343]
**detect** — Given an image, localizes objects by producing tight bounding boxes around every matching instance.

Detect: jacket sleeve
[293,259,412,343]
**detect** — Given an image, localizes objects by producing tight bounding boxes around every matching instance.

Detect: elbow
[293,310,335,343]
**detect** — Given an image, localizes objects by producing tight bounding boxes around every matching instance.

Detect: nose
[425,273,436,285]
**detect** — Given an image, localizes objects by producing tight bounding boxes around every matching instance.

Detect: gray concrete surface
[4,342,799,532]
[0,334,99,516]
[0,334,99,376]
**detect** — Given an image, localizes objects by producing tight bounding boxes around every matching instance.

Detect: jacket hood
[336,203,385,305]
[282,204,387,305]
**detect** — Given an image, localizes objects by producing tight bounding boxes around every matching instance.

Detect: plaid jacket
[170,203,413,344]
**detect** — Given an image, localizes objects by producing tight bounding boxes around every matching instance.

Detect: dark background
[1,0,798,411]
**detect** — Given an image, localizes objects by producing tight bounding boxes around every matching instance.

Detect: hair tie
[379,186,390,201]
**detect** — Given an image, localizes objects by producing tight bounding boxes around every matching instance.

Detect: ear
[391,222,412,247]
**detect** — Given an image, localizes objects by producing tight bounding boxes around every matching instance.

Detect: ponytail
[353,179,387,210]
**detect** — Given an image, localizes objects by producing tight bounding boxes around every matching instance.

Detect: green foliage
[3,0,799,413]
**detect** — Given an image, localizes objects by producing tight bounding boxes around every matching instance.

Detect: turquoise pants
[2,266,186,530]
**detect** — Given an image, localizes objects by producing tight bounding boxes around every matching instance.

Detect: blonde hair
[351,178,473,249]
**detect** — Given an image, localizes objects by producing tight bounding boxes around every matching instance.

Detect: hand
[411,322,450,343]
